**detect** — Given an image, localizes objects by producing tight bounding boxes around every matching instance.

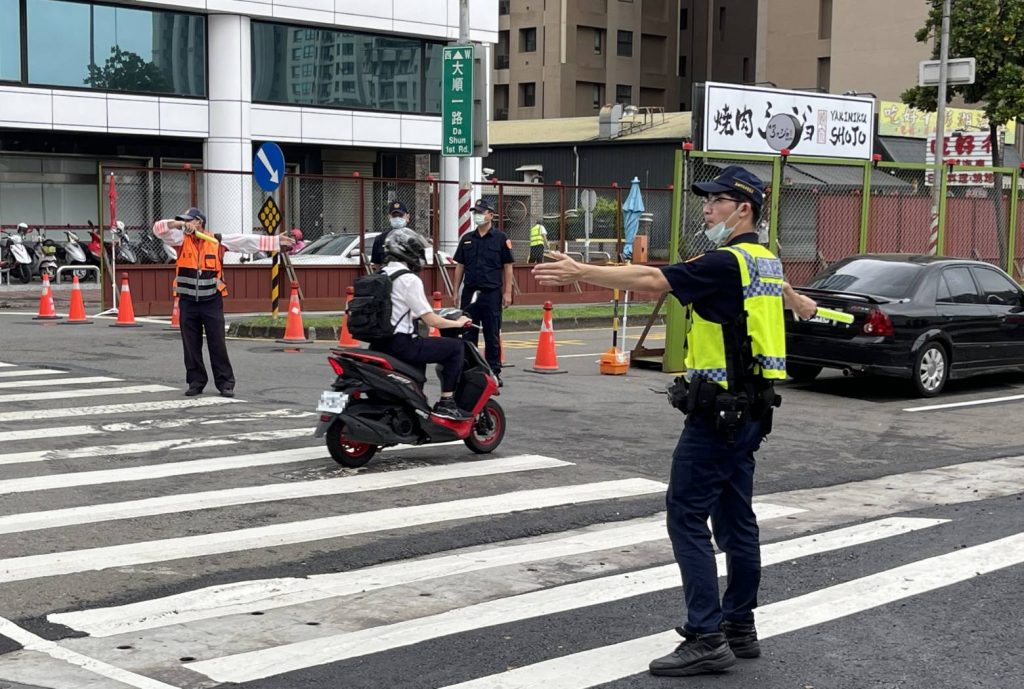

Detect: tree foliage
[85,46,167,93]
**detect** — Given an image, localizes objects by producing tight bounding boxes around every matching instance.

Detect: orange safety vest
[175,234,227,300]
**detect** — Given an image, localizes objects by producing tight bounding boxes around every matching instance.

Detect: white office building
[0,0,495,240]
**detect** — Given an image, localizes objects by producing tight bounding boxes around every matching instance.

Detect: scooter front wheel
[325,421,377,468]
[464,399,506,454]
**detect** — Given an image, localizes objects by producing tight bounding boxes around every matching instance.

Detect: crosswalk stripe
[0,368,67,378]
[0,362,13,367]
[0,376,122,389]
[0,427,316,466]
[184,517,948,683]
[52,504,801,638]
[0,479,665,584]
[0,396,238,422]
[0,455,572,536]
[0,425,103,443]
[438,529,1024,689]
[0,446,329,495]
[0,384,175,404]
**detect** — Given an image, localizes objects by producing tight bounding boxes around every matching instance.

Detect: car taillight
[863,309,894,336]
[329,358,344,375]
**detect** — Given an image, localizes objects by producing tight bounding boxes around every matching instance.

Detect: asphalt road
[0,305,1021,689]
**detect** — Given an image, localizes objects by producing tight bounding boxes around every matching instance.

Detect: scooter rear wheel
[325,422,377,468]
[464,399,506,454]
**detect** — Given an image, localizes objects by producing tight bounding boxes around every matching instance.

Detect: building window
[679,55,686,77]
[617,30,633,57]
[819,0,832,40]
[23,0,206,96]
[499,0,510,15]
[743,56,751,82]
[718,7,726,41]
[680,7,688,31]
[252,22,443,115]
[592,83,604,109]
[817,56,830,91]
[594,29,604,55]
[293,28,302,40]
[520,27,536,52]
[0,0,20,81]
[519,81,536,107]
[616,83,631,104]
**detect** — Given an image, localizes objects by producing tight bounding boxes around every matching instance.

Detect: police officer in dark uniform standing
[533,166,817,676]
[371,201,412,270]
[453,199,514,386]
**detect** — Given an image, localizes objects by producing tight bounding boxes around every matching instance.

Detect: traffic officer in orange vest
[154,207,294,397]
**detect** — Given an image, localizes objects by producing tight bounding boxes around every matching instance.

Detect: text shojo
[702,83,875,160]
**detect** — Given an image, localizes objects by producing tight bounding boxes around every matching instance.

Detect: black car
[786,255,1024,397]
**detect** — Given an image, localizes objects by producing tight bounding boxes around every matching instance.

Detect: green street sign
[442,44,474,157]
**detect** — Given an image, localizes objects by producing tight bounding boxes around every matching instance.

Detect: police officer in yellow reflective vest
[532,165,817,677]
[528,220,548,263]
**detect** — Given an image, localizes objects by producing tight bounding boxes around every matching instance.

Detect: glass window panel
[0,0,20,82]
[26,0,205,96]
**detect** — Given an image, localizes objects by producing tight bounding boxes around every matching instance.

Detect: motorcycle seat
[337,349,427,385]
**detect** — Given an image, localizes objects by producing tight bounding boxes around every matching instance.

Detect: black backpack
[347,269,411,341]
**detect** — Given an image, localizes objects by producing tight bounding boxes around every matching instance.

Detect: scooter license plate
[317,391,348,414]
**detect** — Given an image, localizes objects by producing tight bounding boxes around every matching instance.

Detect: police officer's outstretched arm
[533,251,671,292]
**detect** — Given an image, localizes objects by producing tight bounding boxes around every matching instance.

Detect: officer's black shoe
[219,387,235,398]
[649,629,735,676]
[184,387,203,397]
[721,620,761,658]
[432,398,472,421]
[495,372,504,388]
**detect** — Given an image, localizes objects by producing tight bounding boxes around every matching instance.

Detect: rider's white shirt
[383,261,432,335]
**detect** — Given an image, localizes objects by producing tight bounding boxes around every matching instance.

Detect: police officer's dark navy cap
[471,199,495,213]
[175,207,207,225]
[388,201,408,215]
[692,166,765,209]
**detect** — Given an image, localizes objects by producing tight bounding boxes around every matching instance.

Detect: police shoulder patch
[756,257,784,279]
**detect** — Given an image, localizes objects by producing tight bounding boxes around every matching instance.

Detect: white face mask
[472,213,488,227]
[703,206,742,247]
[389,216,407,229]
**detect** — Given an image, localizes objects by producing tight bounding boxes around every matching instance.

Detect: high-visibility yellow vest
[529,224,546,247]
[684,242,786,389]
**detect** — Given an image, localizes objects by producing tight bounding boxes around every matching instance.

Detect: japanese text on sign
[925,133,995,187]
[701,83,875,160]
[442,45,474,157]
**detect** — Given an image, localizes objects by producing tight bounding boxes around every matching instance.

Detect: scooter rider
[370,227,473,421]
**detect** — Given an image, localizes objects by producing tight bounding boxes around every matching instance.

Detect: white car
[224,232,453,265]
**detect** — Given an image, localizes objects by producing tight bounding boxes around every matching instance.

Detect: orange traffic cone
[277,281,313,344]
[428,291,442,337]
[165,294,180,331]
[111,273,142,327]
[526,301,566,374]
[33,273,61,320]
[62,275,91,324]
[337,286,360,346]
[499,331,515,368]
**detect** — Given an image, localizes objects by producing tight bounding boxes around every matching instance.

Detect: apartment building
[492,0,757,120]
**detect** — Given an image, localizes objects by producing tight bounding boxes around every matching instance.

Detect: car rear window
[806,259,923,298]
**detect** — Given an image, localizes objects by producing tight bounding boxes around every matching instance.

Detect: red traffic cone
[428,291,442,337]
[111,273,142,327]
[277,281,313,344]
[527,301,566,374]
[166,294,180,331]
[62,275,91,324]
[337,285,360,346]
[33,273,61,320]
[499,330,515,368]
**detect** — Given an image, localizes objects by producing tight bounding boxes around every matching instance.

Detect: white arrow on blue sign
[254,142,285,192]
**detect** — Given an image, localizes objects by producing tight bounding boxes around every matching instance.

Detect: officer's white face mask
[389,216,407,229]
[472,213,488,227]
[703,206,743,247]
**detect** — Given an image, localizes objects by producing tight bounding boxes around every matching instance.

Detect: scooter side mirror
[437,307,464,319]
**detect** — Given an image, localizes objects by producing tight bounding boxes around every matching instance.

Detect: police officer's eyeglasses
[702,195,742,207]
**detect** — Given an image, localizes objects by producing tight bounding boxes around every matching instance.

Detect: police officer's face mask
[472,213,488,227]
[389,216,407,229]
[703,204,743,247]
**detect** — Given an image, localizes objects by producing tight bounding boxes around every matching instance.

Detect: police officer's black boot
[721,620,761,658]
[648,627,735,676]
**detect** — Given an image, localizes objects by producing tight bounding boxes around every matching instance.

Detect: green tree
[85,46,168,93]
[901,0,1024,264]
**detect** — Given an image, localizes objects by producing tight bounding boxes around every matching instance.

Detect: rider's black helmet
[383,227,429,272]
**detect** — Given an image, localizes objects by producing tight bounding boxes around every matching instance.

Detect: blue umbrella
[621,177,645,260]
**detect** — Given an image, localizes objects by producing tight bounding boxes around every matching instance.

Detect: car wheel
[787,363,822,383]
[912,342,948,397]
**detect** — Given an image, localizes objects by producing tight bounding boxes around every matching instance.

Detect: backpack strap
[386,268,414,331]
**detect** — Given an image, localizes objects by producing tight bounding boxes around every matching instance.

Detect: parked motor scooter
[25,227,59,282]
[59,230,92,281]
[1,225,34,283]
[108,222,138,265]
[314,310,505,468]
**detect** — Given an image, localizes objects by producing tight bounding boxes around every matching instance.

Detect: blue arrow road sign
[254,142,285,192]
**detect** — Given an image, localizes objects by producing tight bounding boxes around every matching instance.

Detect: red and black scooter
[314,311,505,468]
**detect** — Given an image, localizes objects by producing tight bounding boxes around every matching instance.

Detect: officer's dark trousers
[179,294,235,392]
[378,333,464,392]
[461,287,502,373]
[528,244,544,263]
[667,413,763,634]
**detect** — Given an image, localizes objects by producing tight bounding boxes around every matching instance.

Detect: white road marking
[0,384,175,404]
[0,479,665,584]
[0,455,571,535]
[904,393,1024,412]
[53,504,800,638]
[0,396,238,422]
[185,517,947,683]
[524,352,605,360]
[0,368,67,378]
[0,376,122,389]
[438,528,1024,689]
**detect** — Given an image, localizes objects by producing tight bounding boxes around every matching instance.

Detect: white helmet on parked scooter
[16,222,27,232]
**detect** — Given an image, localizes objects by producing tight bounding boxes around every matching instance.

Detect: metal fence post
[859,159,873,254]
[663,149,686,373]
[1008,165,1021,278]
[938,162,950,255]
[557,181,566,252]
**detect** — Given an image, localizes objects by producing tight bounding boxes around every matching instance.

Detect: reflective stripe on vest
[175,235,227,300]
[684,242,786,389]
[529,224,545,247]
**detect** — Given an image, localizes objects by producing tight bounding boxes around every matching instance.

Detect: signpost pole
[928,0,952,256]
[458,0,472,239]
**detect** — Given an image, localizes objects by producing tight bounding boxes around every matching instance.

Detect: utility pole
[928,0,951,256]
